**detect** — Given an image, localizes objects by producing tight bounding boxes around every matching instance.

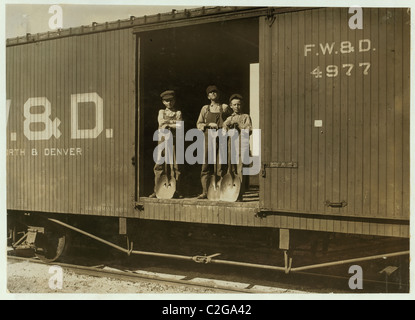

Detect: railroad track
[7,254,306,294]
[8,234,409,294]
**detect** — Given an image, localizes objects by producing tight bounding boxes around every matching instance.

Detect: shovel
[207,159,221,201]
[155,146,176,199]
[220,134,241,202]
[206,126,222,201]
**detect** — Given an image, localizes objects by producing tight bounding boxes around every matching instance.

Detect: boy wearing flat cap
[223,94,252,201]
[150,90,183,198]
[223,94,252,133]
[196,85,232,199]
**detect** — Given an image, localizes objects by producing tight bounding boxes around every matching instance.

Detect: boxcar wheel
[35,225,68,263]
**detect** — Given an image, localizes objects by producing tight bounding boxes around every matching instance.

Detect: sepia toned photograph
[3,2,413,300]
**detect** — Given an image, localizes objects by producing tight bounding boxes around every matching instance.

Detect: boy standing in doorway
[223,94,252,201]
[150,90,183,199]
[196,85,232,199]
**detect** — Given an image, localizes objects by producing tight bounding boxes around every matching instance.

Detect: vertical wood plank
[120,30,126,214]
[386,8,396,218]
[14,45,19,209]
[38,42,45,211]
[218,206,224,224]
[401,9,410,219]
[75,35,81,214]
[361,9,372,217]
[355,221,362,235]
[115,30,122,217]
[333,220,341,233]
[319,219,327,231]
[362,222,370,235]
[259,17,266,209]
[393,9,403,219]
[347,221,355,234]
[284,12,293,210]
[317,8,326,214]
[326,219,334,233]
[260,17,273,210]
[52,39,59,213]
[324,8,334,214]
[303,9,313,214]
[369,9,380,218]
[310,9,319,213]
[297,10,305,212]
[384,225,393,237]
[82,33,89,216]
[346,7,357,217]
[275,13,285,210]
[331,8,342,216]
[63,37,71,213]
[339,9,349,217]
[291,11,299,212]
[377,8,388,217]
[293,216,300,230]
[7,47,13,208]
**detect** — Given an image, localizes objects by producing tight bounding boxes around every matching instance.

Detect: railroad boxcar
[6,7,410,271]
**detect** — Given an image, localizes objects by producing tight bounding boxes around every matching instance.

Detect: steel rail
[7,255,289,294]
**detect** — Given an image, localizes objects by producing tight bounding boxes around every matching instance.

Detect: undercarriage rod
[48,218,409,274]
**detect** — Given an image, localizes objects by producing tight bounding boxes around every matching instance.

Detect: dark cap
[206,85,219,95]
[229,94,243,102]
[160,90,175,100]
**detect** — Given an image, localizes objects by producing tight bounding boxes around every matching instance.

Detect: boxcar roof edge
[6,6,314,46]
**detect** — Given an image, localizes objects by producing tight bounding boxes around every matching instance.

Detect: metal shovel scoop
[220,137,241,202]
[220,167,241,202]
[155,160,176,199]
[207,159,221,201]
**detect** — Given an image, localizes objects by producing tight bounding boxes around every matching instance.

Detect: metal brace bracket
[262,161,298,177]
[325,200,348,208]
[266,8,276,27]
[284,250,293,274]
[135,202,144,211]
[126,237,134,256]
[192,253,222,264]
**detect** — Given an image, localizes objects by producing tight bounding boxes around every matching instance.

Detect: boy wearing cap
[196,85,232,199]
[149,90,183,198]
[223,94,252,201]
[223,94,252,133]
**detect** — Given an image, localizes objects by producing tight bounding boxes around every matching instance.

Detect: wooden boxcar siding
[139,199,408,237]
[260,8,410,220]
[6,29,137,217]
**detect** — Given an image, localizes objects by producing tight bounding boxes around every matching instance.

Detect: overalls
[200,105,226,195]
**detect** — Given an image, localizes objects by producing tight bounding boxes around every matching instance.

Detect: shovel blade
[220,174,241,202]
[207,176,221,201]
[155,175,176,199]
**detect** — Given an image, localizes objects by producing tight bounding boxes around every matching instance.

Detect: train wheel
[35,224,68,263]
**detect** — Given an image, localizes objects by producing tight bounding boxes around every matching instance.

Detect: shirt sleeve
[157,110,168,128]
[241,114,253,133]
[176,110,183,121]
[223,115,232,129]
[196,105,208,130]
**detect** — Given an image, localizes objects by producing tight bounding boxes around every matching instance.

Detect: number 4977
[310,62,371,78]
